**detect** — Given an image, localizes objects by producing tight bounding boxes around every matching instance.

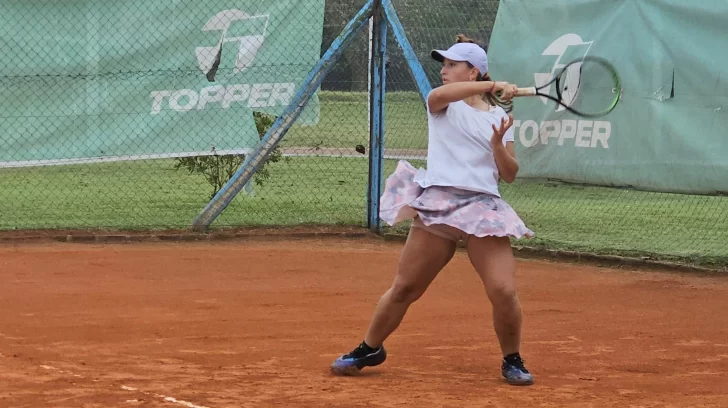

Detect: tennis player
[330,35,535,386]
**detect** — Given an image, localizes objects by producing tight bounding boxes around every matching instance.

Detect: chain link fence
[381,0,728,268]
[1,0,726,268]
[0,1,371,230]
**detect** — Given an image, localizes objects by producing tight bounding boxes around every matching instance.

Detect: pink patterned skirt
[380,160,534,239]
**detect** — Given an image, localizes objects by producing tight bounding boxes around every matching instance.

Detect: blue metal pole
[381,0,432,103]
[192,0,376,231]
[367,2,387,232]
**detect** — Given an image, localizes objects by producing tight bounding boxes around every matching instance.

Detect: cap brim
[431,49,467,63]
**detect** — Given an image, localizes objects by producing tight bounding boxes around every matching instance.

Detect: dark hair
[455,34,513,113]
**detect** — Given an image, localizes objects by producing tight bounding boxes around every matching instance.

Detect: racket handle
[515,87,537,97]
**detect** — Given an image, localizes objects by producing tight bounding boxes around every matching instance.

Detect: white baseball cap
[431,42,489,75]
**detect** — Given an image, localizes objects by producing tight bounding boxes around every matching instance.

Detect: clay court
[1,234,727,408]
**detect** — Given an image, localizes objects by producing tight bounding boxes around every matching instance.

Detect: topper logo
[195,9,269,76]
[149,9,296,115]
[514,34,612,149]
[535,34,593,112]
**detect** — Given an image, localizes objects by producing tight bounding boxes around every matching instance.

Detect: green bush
[173,112,287,199]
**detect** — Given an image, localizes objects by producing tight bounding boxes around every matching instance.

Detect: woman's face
[440,58,479,84]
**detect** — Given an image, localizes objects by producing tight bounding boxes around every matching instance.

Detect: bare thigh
[389,221,458,302]
[465,235,517,300]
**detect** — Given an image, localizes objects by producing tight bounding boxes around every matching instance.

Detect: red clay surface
[1,237,727,407]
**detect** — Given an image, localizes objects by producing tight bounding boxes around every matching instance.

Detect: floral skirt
[379,160,534,239]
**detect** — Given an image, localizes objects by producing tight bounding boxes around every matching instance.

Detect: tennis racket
[514,56,622,118]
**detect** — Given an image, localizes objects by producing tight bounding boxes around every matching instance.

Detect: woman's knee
[487,283,519,309]
[389,279,427,304]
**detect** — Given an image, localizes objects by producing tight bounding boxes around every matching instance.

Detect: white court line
[40,364,84,378]
[121,386,211,408]
[38,364,211,408]
[0,149,253,169]
[0,149,426,169]
[0,332,26,340]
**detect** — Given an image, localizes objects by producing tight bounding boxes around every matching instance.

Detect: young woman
[330,35,535,386]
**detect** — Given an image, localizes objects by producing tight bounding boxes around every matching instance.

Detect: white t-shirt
[413,94,515,198]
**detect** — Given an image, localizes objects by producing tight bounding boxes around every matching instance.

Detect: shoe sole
[330,347,387,377]
[330,364,362,376]
[505,377,534,386]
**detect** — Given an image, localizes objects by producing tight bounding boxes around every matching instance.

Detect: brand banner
[0,0,324,166]
[488,0,728,194]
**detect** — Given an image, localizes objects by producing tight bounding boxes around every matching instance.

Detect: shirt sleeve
[425,90,433,114]
[425,89,441,116]
[425,88,452,118]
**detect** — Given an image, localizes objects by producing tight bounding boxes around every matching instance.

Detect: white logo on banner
[516,34,611,149]
[195,9,269,75]
[535,33,593,112]
[150,9,295,115]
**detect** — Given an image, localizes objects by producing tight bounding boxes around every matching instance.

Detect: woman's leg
[466,235,533,385]
[364,223,457,347]
[466,236,521,354]
[331,220,458,374]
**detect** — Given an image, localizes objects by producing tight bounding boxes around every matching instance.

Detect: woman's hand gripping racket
[512,56,622,118]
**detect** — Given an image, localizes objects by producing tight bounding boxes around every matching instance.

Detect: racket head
[552,56,622,118]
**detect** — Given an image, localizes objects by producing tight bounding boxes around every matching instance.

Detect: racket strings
[557,59,620,116]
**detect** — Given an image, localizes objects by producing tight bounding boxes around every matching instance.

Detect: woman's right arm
[427,81,517,113]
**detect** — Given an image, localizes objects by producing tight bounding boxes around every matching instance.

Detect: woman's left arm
[491,115,519,183]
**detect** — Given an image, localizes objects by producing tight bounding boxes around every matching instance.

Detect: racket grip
[515,87,537,97]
